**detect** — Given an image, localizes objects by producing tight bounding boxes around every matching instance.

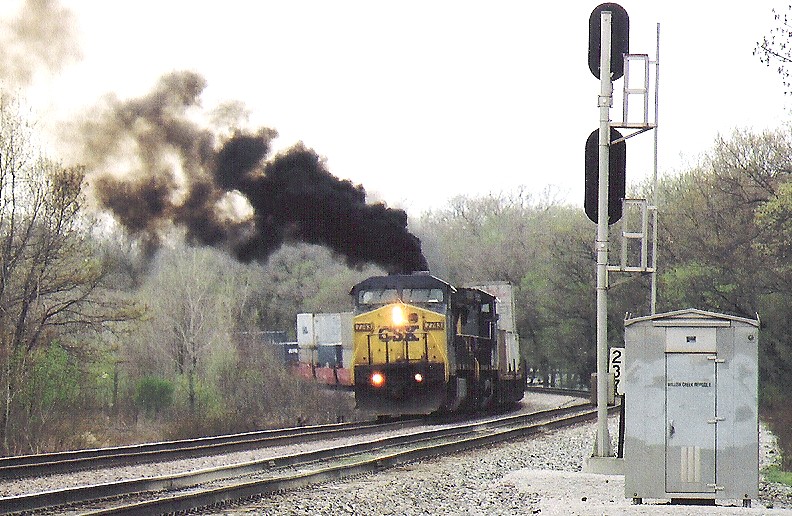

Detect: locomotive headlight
[371,372,385,387]
[414,373,424,383]
[391,305,405,326]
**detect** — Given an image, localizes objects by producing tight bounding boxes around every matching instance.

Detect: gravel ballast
[220,410,792,515]
[0,394,578,499]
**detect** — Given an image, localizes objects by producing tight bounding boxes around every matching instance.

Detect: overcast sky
[9,0,791,216]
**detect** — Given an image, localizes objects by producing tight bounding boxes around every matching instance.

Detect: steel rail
[0,418,419,479]
[524,385,592,397]
[0,402,617,515]
[87,404,617,515]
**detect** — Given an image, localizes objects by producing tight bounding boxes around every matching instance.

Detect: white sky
[12,0,792,215]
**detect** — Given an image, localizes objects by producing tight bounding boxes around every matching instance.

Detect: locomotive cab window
[402,288,444,304]
[358,289,399,305]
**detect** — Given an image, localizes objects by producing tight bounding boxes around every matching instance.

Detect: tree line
[2,92,792,465]
[416,128,792,467]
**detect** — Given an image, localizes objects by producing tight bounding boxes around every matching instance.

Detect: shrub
[135,376,174,416]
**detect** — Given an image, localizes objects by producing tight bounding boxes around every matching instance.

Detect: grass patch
[764,466,792,486]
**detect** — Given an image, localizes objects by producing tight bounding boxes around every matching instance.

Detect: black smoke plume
[0,0,81,86]
[79,71,427,274]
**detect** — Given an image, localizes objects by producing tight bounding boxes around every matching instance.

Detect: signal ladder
[608,49,659,313]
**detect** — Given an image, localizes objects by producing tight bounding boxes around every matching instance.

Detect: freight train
[350,272,526,416]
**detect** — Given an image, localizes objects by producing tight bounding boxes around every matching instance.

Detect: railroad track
[0,418,421,480]
[524,385,592,397]
[0,400,616,515]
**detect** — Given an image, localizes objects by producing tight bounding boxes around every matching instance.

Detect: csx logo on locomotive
[378,325,419,342]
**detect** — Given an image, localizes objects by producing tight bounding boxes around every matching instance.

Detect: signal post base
[583,456,623,475]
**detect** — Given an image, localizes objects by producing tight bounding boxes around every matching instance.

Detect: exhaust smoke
[77,71,427,274]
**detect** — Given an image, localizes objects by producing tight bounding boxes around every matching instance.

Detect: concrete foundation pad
[583,455,624,475]
[503,469,778,515]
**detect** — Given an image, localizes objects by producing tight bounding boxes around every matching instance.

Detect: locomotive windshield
[357,288,444,306]
[402,288,444,304]
[358,289,399,305]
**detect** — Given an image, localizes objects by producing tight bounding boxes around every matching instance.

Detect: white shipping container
[297,313,315,347]
[296,312,353,360]
[341,347,353,369]
[313,312,353,346]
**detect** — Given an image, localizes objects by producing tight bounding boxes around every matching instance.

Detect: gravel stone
[9,393,791,515]
[217,413,792,515]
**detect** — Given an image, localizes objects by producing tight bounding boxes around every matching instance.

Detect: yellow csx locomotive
[350,273,525,416]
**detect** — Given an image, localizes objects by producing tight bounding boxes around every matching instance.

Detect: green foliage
[651,128,792,464]
[8,342,91,453]
[120,244,365,437]
[416,190,631,387]
[20,343,82,418]
[250,244,378,334]
[87,355,118,413]
[755,181,792,274]
[764,466,792,486]
[154,338,356,439]
[660,263,738,311]
[764,407,792,472]
[7,88,792,460]
[135,376,174,416]
[0,93,137,453]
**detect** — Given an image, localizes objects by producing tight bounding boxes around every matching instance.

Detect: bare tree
[0,94,130,453]
[127,244,362,434]
[136,246,236,412]
[755,5,792,93]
